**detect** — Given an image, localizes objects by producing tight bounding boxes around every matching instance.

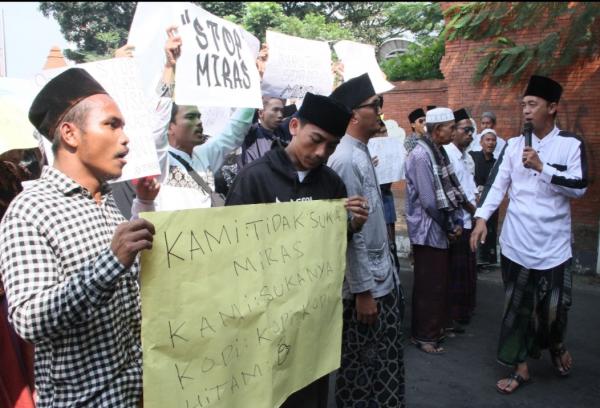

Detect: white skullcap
[425,107,454,124]
[480,128,497,137]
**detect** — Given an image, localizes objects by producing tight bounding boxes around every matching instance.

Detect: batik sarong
[497,255,572,366]
[336,286,405,408]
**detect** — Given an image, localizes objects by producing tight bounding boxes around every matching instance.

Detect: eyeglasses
[356,96,384,112]
[416,118,426,124]
[458,126,475,134]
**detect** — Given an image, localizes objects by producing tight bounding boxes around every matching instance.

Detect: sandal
[496,372,531,394]
[415,342,445,354]
[550,345,572,377]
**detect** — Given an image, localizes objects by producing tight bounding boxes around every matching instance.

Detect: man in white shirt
[130,28,256,216]
[443,108,478,330]
[471,75,588,394]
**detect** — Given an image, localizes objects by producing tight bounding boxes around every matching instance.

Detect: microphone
[523,122,533,147]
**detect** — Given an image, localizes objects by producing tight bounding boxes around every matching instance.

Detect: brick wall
[383,79,448,133]
[384,2,600,272]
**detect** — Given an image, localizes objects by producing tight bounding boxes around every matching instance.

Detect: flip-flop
[496,372,531,394]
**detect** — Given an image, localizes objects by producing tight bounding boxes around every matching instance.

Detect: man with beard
[471,75,588,394]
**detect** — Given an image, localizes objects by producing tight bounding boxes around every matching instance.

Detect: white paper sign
[0,78,39,154]
[261,31,333,98]
[334,40,395,94]
[34,58,161,182]
[198,105,235,138]
[368,136,406,184]
[128,2,261,102]
[174,3,262,108]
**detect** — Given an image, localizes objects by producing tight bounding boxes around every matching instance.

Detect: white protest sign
[35,58,161,182]
[334,40,395,94]
[368,136,406,183]
[128,2,261,102]
[0,78,39,154]
[261,31,333,98]
[127,1,174,101]
[198,106,236,138]
[174,3,262,108]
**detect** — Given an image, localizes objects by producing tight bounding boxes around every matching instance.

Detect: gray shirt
[327,134,397,300]
[405,143,453,249]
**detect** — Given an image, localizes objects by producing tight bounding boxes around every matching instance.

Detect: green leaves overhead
[443,2,600,85]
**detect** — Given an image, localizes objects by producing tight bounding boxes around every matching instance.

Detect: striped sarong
[497,255,572,366]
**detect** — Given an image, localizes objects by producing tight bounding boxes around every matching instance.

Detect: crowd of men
[0,24,588,408]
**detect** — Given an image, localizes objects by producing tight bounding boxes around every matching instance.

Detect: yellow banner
[140,200,347,408]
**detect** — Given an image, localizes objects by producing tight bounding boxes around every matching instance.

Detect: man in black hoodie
[225,92,369,408]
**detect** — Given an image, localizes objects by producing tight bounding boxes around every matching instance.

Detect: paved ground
[328,257,600,407]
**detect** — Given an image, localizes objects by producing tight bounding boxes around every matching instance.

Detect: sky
[1,2,72,78]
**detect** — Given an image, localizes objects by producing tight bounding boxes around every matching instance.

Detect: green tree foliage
[241,2,352,43]
[39,2,137,63]
[38,2,445,81]
[443,2,600,85]
[380,36,445,81]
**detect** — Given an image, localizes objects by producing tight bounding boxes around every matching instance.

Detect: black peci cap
[408,108,426,124]
[298,92,352,138]
[453,108,471,123]
[523,75,563,103]
[329,73,376,110]
[29,68,108,140]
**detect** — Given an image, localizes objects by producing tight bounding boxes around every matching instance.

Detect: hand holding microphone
[522,122,542,171]
[523,122,533,147]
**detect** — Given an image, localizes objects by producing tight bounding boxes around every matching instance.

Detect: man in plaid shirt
[0,68,156,406]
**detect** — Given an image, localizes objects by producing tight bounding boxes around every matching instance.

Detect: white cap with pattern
[425,107,454,124]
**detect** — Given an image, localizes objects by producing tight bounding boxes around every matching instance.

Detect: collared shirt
[405,144,455,249]
[0,167,142,406]
[475,126,588,269]
[327,134,397,299]
[443,143,478,229]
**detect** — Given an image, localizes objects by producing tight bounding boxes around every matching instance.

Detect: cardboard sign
[140,200,347,408]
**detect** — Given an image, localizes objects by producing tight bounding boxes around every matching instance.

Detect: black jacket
[226,147,347,205]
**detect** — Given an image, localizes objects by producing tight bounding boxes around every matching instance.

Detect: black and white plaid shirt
[0,166,142,406]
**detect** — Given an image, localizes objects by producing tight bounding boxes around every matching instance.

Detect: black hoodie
[225,147,347,205]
